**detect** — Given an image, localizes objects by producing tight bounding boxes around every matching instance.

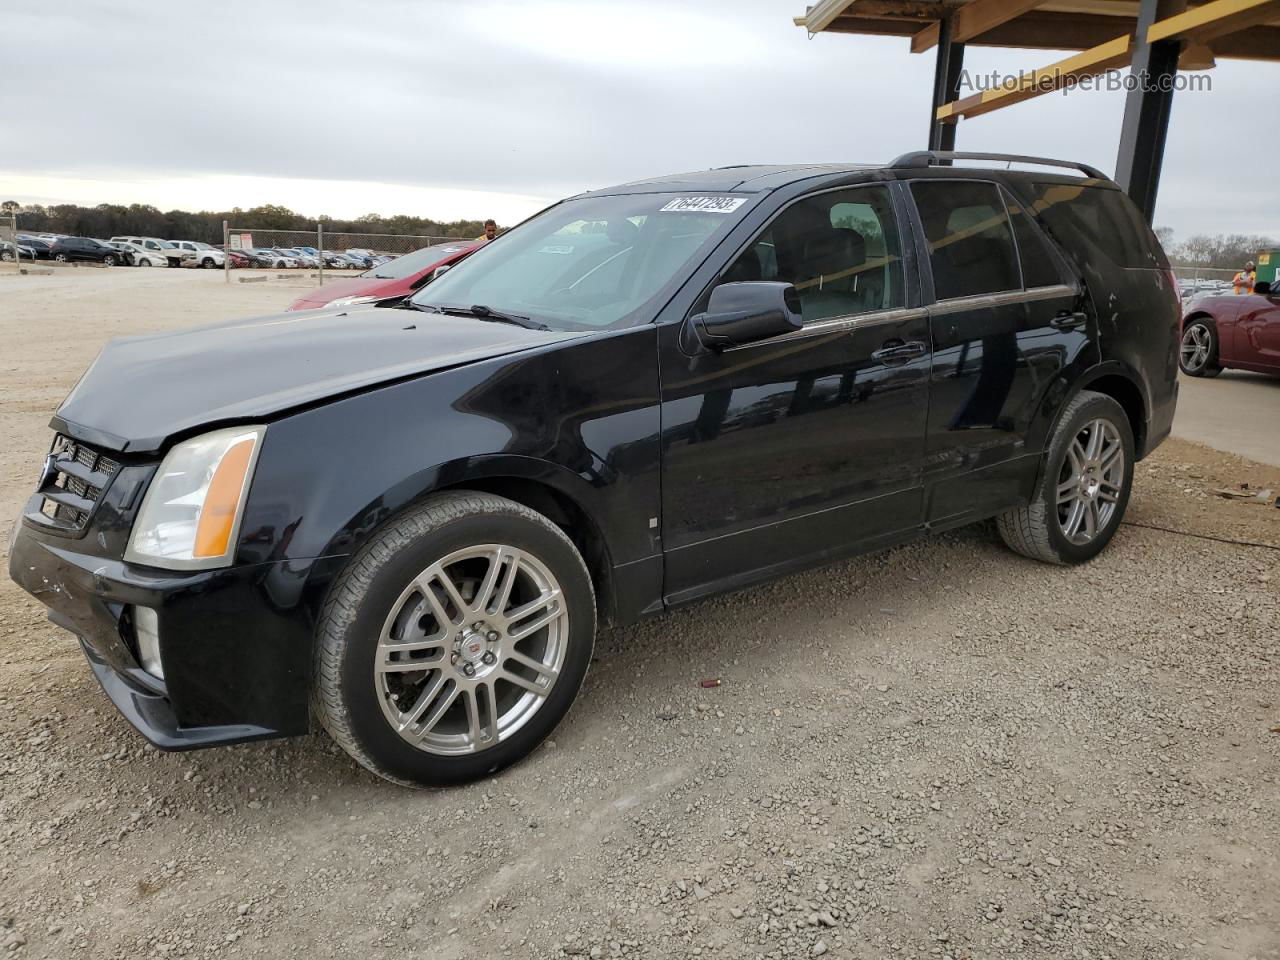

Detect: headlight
[125,425,265,570]
[328,295,379,307]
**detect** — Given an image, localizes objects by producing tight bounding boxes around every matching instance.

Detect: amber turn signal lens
[192,437,256,558]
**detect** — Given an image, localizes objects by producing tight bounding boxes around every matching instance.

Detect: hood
[54,306,582,453]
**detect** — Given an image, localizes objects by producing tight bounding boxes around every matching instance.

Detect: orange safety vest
[1232,270,1255,295]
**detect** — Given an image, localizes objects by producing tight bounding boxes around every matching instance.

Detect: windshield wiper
[410,302,548,330]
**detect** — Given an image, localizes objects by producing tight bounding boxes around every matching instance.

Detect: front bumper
[9,518,320,750]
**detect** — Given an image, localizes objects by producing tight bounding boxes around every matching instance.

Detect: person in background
[477,219,498,244]
[1232,260,1256,295]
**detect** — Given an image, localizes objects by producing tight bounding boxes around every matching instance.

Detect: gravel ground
[2,269,1278,960]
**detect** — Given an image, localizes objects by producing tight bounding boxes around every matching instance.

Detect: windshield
[406,192,752,330]
[362,243,471,280]
[156,240,176,249]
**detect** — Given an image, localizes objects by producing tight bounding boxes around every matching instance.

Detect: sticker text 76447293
[658,196,747,214]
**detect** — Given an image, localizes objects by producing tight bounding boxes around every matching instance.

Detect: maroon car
[1180,280,1280,377]
[288,242,478,311]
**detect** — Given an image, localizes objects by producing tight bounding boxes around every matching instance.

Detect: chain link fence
[220,223,473,285]
[1171,264,1240,297]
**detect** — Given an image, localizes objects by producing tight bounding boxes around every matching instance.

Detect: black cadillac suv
[9,152,1179,786]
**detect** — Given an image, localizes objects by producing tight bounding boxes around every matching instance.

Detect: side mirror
[1255,280,1272,295]
[692,281,803,350]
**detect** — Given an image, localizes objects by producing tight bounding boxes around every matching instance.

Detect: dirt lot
[2,269,1278,960]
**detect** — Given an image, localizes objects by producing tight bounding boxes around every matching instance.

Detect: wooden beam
[1211,23,1280,57]
[967,11,1139,47]
[914,0,1053,52]
[935,34,1132,120]
[793,0,858,31]
[1147,0,1280,42]
[825,16,937,35]
[911,20,943,49]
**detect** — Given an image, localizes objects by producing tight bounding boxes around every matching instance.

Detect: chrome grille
[35,435,121,532]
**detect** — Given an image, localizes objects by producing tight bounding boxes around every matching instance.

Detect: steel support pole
[928,16,965,153]
[223,220,230,284]
[317,222,324,287]
[1114,0,1184,222]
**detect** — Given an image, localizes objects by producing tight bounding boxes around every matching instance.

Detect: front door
[658,183,931,605]
[1238,294,1280,371]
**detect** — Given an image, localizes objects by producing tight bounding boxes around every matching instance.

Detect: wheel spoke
[1056,479,1077,505]
[491,553,521,616]
[1067,440,1087,474]
[397,671,447,731]
[1084,420,1105,460]
[1063,498,1085,538]
[414,682,460,737]
[1083,499,1099,539]
[415,569,463,630]
[505,648,558,683]
[1099,438,1122,471]
[470,546,511,614]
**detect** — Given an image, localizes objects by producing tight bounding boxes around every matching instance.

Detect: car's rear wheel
[53,253,68,262]
[997,390,1134,565]
[0,250,13,262]
[1179,319,1222,377]
[313,491,595,787]
[102,254,116,267]
[138,257,152,267]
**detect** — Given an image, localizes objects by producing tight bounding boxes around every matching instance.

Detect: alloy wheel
[1180,323,1211,372]
[375,544,568,756]
[1056,418,1124,545]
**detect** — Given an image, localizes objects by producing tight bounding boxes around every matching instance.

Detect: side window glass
[721,185,904,324]
[910,180,1020,300]
[1004,189,1068,289]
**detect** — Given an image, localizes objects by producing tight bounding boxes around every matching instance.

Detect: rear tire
[102,254,116,267]
[313,491,595,787]
[997,390,1134,565]
[1179,319,1222,377]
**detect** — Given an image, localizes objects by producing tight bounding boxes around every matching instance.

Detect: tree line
[1155,227,1275,269]
[0,200,492,244]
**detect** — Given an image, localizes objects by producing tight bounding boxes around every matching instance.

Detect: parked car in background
[109,236,190,268]
[171,241,226,269]
[1180,279,1280,377]
[1,240,39,262]
[288,242,477,310]
[50,237,125,265]
[16,236,53,259]
[274,247,318,268]
[225,250,252,268]
[253,249,299,269]
[110,240,167,267]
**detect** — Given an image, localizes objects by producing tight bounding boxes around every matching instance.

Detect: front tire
[202,257,215,268]
[997,390,1134,565]
[102,254,116,267]
[1179,319,1222,377]
[313,491,596,787]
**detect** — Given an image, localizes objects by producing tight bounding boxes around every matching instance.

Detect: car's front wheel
[1179,319,1222,377]
[313,491,595,787]
[102,254,116,267]
[997,390,1134,565]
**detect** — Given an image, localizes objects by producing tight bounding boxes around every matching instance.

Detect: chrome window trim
[926,283,1076,317]
[722,305,930,352]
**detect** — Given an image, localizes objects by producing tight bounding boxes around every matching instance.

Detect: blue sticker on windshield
[659,197,746,214]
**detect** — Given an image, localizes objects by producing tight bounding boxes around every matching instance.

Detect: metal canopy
[794,0,1280,219]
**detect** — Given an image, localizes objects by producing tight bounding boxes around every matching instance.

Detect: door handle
[870,339,927,364]
[1050,310,1088,330]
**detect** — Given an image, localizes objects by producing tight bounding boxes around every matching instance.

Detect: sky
[1,0,1274,241]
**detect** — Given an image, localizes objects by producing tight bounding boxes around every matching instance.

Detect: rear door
[1238,293,1280,371]
[906,178,1093,525]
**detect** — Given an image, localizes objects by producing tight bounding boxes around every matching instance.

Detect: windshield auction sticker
[659,196,747,214]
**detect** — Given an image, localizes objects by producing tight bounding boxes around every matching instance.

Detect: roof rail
[890,151,1109,181]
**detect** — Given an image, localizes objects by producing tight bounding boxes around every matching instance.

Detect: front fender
[234,326,661,582]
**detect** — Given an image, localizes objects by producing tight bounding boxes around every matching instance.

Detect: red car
[1180,279,1280,377]
[288,242,478,311]
[226,250,252,268]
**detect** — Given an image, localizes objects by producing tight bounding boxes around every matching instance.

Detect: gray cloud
[2,0,1274,239]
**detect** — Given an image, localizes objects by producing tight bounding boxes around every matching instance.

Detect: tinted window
[722,185,904,323]
[1003,190,1066,289]
[1022,181,1166,270]
[911,180,1020,300]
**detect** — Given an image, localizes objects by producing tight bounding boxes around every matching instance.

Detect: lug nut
[450,653,459,665]
[462,662,476,677]
[486,630,499,642]
[481,651,496,665]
